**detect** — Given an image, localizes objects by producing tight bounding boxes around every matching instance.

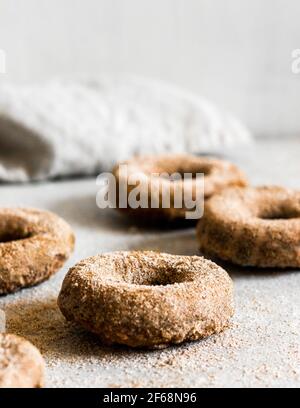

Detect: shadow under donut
[130,232,300,280]
[51,194,196,234]
[204,256,300,280]
[125,229,292,277]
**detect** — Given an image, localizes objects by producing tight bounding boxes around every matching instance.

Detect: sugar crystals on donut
[58,251,234,349]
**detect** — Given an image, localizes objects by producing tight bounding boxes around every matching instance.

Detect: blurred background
[1,2,300,391]
[0,0,299,138]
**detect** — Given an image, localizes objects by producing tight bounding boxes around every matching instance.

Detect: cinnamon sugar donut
[113,154,247,222]
[0,333,44,388]
[0,208,75,294]
[197,186,300,268]
[58,251,234,349]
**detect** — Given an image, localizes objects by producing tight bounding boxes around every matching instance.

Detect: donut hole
[259,206,300,220]
[121,265,193,286]
[0,229,32,243]
[177,164,212,177]
[156,165,211,182]
[141,157,213,183]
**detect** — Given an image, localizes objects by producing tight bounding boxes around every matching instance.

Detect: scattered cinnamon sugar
[1,262,300,387]
[0,138,300,387]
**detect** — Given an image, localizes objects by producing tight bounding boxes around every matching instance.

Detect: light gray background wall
[0,0,299,138]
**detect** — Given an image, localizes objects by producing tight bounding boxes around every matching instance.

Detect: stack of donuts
[1,153,299,387]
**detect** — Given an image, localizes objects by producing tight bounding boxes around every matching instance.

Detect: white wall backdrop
[0,0,299,138]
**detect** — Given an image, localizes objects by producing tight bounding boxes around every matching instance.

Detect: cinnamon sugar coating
[113,154,247,221]
[58,251,234,349]
[0,208,75,294]
[197,186,300,268]
[0,333,44,388]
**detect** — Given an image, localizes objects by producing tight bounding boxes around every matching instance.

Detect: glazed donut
[197,186,300,268]
[58,251,234,349]
[0,333,44,388]
[0,208,75,294]
[113,154,247,222]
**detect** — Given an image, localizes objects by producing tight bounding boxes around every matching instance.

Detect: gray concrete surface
[0,138,299,387]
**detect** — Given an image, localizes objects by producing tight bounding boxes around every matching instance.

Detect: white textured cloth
[0,76,252,182]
